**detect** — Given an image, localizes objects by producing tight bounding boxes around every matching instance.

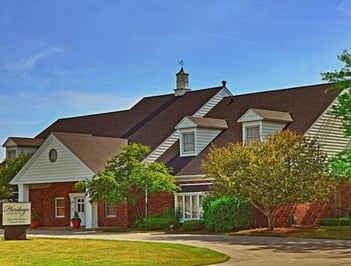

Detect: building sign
[2,202,31,226]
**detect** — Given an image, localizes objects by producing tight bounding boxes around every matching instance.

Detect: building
[2,68,349,228]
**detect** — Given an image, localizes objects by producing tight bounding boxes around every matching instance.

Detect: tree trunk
[145,189,148,218]
[266,212,274,231]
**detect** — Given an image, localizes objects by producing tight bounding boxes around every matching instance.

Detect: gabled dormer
[175,116,228,157]
[237,108,293,144]
[2,137,44,159]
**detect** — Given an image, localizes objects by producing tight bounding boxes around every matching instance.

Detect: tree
[321,49,351,138]
[202,130,335,230]
[77,143,178,219]
[321,49,351,183]
[0,153,33,200]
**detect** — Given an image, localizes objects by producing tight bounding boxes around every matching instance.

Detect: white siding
[16,147,38,156]
[238,112,262,123]
[261,121,287,141]
[14,137,94,184]
[193,87,232,117]
[196,128,222,153]
[177,118,197,129]
[305,110,350,157]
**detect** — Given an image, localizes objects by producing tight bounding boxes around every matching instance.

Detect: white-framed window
[176,192,207,222]
[182,132,195,153]
[55,197,65,218]
[6,149,16,159]
[105,203,117,218]
[245,126,260,144]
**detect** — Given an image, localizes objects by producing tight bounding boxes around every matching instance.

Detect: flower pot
[72,219,81,229]
[31,220,39,229]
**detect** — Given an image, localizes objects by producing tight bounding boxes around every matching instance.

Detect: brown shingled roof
[53,132,128,173]
[162,83,339,176]
[239,108,293,123]
[2,137,44,147]
[179,116,228,129]
[36,87,222,150]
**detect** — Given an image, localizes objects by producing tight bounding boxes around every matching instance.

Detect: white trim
[242,122,262,143]
[175,191,208,222]
[55,197,65,218]
[180,130,197,156]
[10,133,95,185]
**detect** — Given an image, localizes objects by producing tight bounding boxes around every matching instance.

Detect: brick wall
[29,182,77,227]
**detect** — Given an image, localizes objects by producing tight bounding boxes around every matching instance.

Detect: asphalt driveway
[26,229,351,266]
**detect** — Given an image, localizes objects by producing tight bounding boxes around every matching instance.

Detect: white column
[18,184,29,202]
[85,192,98,228]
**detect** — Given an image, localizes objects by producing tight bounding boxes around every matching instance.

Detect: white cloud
[8,46,64,71]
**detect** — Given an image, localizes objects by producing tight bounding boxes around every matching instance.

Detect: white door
[74,197,86,226]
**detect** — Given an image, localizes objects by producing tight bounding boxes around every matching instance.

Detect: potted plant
[71,211,81,228]
[31,213,40,229]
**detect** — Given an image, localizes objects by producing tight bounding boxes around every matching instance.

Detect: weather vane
[179,60,184,67]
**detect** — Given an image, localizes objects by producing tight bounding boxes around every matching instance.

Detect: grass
[0,238,228,266]
[234,226,351,240]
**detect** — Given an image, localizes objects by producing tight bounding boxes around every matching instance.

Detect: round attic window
[49,149,58,162]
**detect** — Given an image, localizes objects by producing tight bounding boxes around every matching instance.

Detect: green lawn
[234,226,351,240]
[0,238,228,266]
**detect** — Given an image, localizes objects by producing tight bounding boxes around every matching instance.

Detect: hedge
[182,220,205,231]
[319,217,351,226]
[142,217,176,230]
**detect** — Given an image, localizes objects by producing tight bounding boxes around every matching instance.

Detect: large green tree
[321,49,351,138]
[0,153,32,200]
[321,49,351,182]
[202,130,335,230]
[77,143,178,219]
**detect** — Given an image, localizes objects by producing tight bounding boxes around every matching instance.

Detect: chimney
[174,67,191,96]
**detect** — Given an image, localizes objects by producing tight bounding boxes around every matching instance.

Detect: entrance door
[74,197,86,226]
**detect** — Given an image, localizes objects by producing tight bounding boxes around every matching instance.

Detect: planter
[31,220,39,229]
[72,219,81,229]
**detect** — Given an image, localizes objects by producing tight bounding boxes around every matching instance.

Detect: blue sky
[1,0,351,160]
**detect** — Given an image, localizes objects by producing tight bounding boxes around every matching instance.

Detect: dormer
[175,116,228,157]
[2,137,44,159]
[237,108,293,144]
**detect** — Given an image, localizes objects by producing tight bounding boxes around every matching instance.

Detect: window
[6,150,16,159]
[182,132,195,153]
[55,197,65,218]
[176,193,207,222]
[49,149,58,162]
[246,126,260,144]
[105,203,117,218]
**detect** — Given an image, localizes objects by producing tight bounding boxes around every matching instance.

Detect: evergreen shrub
[203,196,253,232]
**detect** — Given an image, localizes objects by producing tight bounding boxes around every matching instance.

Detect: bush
[339,217,351,226]
[142,217,175,230]
[318,218,339,226]
[319,217,351,226]
[203,196,253,232]
[182,220,205,231]
[163,208,180,221]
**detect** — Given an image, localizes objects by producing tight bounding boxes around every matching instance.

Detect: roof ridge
[234,82,335,97]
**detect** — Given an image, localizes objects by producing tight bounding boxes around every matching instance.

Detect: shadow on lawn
[148,233,351,255]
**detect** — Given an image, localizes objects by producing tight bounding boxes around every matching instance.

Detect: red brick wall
[253,181,351,227]
[29,182,78,227]
[97,199,129,228]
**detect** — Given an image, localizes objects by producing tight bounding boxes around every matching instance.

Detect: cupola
[174,67,191,96]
